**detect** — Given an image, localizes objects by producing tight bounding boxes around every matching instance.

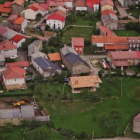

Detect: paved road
[95,137,140,140]
[115,1,136,19]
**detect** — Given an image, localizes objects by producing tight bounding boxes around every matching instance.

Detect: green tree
[34,85,44,96]
[90,44,98,53]
[36,13,42,20]
[45,25,50,31]
[60,129,74,140]
[34,74,44,83]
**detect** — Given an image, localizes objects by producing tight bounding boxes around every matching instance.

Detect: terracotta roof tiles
[7,61,30,68]
[72,37,84,47]
[105,44,129,50]
[48,53,61,61]
[13,17,25,24]
[100,0,114,6]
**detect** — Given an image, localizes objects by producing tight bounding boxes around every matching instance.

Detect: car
[27,19,31,23]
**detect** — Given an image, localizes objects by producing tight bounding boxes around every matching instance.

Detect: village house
[8,14,27,33]
[69,75,102,93]
[0,2,12,16]
[0,27,8,41]
[97,24,114,36]
[0,40,17,58]
[28,40,43,57]
[0,54,5,67]
[49,1,65,9]
[118,0,139,8]
[60,46,91,75]
[107,51,139,70]
[76,0,87,11]
[2,29,17,41]
[11,0,24,14]
[46,13,66,29]
[11,34,26,48]
[2,67,26,90]
[101,9,118,30]
[86,0,99,13]
[48,52,62,63]
[23,3,46,20]
[92,35,128,52]
[39,0,50,14]
[49,6,66,13]
[100,0,114,12]
[133,113,140,134]
[0,105,50,126]
[32,56,62,77]
[72,37,84,55]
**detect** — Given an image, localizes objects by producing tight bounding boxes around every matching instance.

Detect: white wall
[66,2,73,8]
[13,38,26,48]
[118,0,124,7]
[24,9,36,20]
[0,49,17,58]
[21,19,27,30]
[76,7,87,11]
[93,4,99,12]
[46,19,65,30]
[93,43,104,47]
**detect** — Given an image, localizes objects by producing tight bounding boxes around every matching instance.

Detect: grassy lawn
[62,27,93,45]
[36,77,140,138]
[127,9,139,19]
[114,30,140,37]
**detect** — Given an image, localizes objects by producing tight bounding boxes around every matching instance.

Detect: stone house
[100,0,114,11]
[0,54,5,67]
[60,46,91,75]
[11,0,24,14]
[133,113,140,134]
[118,0,139,8]
[101,9,118,30]
[2,67,26,90]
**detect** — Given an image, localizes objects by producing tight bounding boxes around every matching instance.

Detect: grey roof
[34,57,62,71]
[34,116,50,122]
[28,45,39,56]
[102,14,118,23]
[2,30,16,40]
[0,109,21,119]
[65,53,90,67]
[30,40,42,47]
[0,54,5,61]
[21,105,35,118]
[31,52,48,59]
[60,46,78,56]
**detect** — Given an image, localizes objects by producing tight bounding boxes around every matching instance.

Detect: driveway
[95,137,140,140]
[115,1,136,19]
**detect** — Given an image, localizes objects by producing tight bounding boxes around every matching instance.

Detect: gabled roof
[72,37,84,47]
[113,60,129,67]
[28,41,40,56]
[12,0,24,6]
[34,57,62,70]
[4,2,12,8]
[39,0,50,10]
[100,0,114,6]
[136,51,140,59]
[49,1,65,7]
[27,3,45,12]
[2,67,26,79]
[51,9,66,17]
[70,75,102,88]
[110,51,138,60]
[0,27,8,35]
[7,14,19,21]
[46,13,65,22]
[0,40,17,51]
[105,44,129,50]
[49,6,66,12]
[48,53,61,61]
[3,30,16,40]
[11,34,26,43]
[7,61,30,68]
[65,53,90,67]
[13,17,25,24]
[102,13,118,22]
[31,52,48,59]
[102,9,116,16]
[0,4,11,13]
[60,46,78,56]
[76,0,86,7]
[97,24,114,36]
[127,37,140,43]
[86,0,99,8]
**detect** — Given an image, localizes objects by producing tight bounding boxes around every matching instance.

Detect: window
[14,79,16,81]
[79,48,82,50]
[76,48,78,50]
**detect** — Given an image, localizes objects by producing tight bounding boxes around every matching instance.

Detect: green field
[114,30,140,37]
[36,77,140,138]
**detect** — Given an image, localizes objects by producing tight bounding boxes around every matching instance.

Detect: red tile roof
[2,67,26,79]
[55,0,73,2]
[4,2,12,8]
[0,27,8,35]
[97,24,114,36]
[100,0,114,6]
[12,0,24,6]
[110,51,138,60]
[76,0,86,7]
[48,53,61,61]
[49,1,65,7]
[0,40,17,51]
[113,60,129,67]
[102,9,116,16]
[72,37,84,47]
[11,34,26,43]
[46,13,65,22]
[7,61,30,68]
[92,35,128,43]
[39,0,50,10]
[136,51,140,59]
[7,14,19,21]
[27,3,46,12]
[86,0,99,8]
[105,44,129,50]
[0,4,11,13]
[13,17,25,24]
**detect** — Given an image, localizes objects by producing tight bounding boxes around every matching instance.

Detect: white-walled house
[0,40,17,58]
[86,0,99,13]
[2,67,26,90]
[23,3,46,20]
[11,34,26,48]
[46,13,66,30]
[76,0,87,11]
